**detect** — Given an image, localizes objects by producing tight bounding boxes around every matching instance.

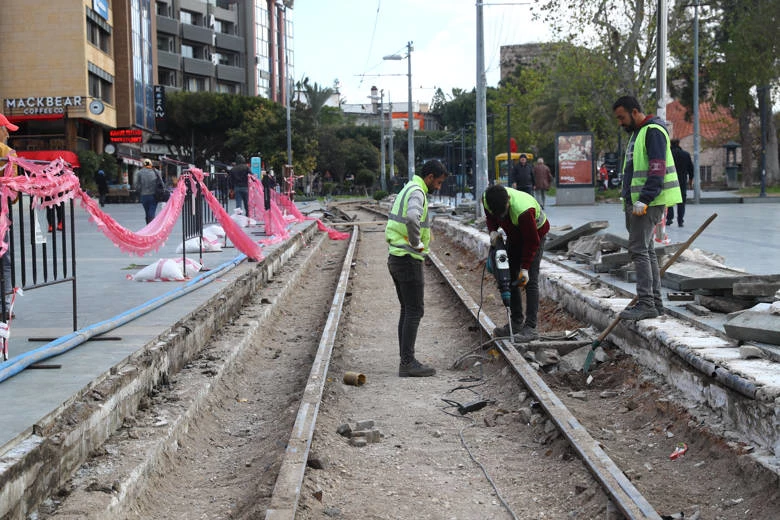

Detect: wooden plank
[544,220,609,251]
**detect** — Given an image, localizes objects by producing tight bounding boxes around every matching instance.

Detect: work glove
[515,269,529,287]
[486,254,494,274]
[411,242,425,252]
[489,231,501,247]
[632,201,648,216]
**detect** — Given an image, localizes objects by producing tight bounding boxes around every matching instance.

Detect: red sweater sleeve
[505,208,549,269]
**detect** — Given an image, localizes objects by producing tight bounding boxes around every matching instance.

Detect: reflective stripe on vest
[625,123,683,207]
[386,176,430,259]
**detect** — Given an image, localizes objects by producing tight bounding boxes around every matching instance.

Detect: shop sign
[110,128,143,143]
[93,0,109,20]
[4,96,84,116]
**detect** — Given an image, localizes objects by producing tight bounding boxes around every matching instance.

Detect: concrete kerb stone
[432,217,780,470]
[0,221,321,520]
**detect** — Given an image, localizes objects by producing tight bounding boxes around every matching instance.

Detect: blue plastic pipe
[0,254,247,383]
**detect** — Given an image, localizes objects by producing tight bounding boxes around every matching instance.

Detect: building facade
[0,0,293,177]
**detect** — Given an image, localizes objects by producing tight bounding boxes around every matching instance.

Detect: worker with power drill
[483,184,550,342]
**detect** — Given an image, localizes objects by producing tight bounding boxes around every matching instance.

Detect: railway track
[35,203,777,519]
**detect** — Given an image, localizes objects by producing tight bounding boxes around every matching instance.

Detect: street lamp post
[383,41,414,177]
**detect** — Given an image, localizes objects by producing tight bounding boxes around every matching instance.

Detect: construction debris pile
[545,221,780,348]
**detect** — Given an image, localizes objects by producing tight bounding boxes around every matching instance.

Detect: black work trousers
[388,254,424,364]
[666,187,687,225]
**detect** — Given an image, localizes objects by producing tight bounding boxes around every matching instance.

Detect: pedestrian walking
[261,169,276,211]
[385,159,449,377]
[666,139,694,227]
[510,153,534,194]
[229,154,250,213]
[532,157,554,208]
[135,159,159,224]
[483,184,550,342]
[612,95,682,320]
[95,169,109,207]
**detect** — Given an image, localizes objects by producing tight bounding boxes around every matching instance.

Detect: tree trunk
[766,105,779,187]
[739,111,753,187]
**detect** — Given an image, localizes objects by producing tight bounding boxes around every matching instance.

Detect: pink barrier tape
[186,168,264,261]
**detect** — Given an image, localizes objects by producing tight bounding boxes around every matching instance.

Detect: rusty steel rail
[429,251,662,520]
[265,228,359,520]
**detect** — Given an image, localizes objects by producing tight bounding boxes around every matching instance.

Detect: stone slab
[724,311,780,346]
[545,220,609,252]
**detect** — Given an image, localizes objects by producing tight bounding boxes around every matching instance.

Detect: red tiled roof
[665,99,739,146]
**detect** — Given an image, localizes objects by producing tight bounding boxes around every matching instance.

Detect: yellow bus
[494,152,534,185]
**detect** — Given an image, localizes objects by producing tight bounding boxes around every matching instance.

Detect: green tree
[163,92,262,166]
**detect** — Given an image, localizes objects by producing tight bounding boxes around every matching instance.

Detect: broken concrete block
[355,419,374,430]
[350,437,368,447]
[545,221,609,251]
[738,345,766,359]
[685,303,711,316]
[336,423,352,437]
[724,311,780,346]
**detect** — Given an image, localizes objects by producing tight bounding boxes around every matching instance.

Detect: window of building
[156,1,172,17]
[217,51,238,66]
[181,44,193,58]
[89,72,113,104]
[159,68,177,87]
[87,15,111,54]
[214,18,235,35]
[184,75,207,92]
[157,34,175,52]
[180,9,201,26]
[217,82,239,94]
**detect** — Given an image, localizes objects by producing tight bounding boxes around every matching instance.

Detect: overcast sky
[292,0,551,107]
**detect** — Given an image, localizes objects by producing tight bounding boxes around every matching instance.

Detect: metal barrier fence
[179,170,230,267]
[1,195,77,331]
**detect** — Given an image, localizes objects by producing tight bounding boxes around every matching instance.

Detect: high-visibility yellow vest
[386,175,430,260]
[625,124,683,207]
[483,187,547,230]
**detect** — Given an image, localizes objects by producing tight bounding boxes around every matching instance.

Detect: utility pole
[388,99,395,184]
[406,41,414,177]
[474,0,489,217]
[505,103,513,184]
[379,89,386,191]
[693,0,701,203]
[657,0,668,120]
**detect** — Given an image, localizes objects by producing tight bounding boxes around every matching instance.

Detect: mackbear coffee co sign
[5,95,84,115]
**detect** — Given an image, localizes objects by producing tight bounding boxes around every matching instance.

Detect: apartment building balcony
[157,50,181,70]
[181,23,213,45]
[156,15,179,35]
[214,33,243,53]
[216,64,245,83]
[183,57,215,77]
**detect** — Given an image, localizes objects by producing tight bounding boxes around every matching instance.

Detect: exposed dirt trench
[40,204,780,520]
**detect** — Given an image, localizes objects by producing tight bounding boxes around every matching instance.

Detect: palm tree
[300,77,334,127]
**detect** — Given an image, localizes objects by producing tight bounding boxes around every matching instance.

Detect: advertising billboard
[556,133,594,187]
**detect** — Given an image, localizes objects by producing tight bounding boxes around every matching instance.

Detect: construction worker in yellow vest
[613,95,682,320]
[385,159,448,377]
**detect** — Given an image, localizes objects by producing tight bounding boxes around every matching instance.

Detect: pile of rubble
[545,221,780,348]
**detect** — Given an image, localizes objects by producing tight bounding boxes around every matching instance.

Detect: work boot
[619,304,659,321]
[513,326,538,343]
[493,323,523,338]
[399,359,436,377]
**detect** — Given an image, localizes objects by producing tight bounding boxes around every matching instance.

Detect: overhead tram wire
[356,0,384,92]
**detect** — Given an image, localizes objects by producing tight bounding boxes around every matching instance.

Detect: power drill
[488,233,514,335]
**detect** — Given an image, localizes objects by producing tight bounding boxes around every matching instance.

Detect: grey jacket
[135,167,160,196]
